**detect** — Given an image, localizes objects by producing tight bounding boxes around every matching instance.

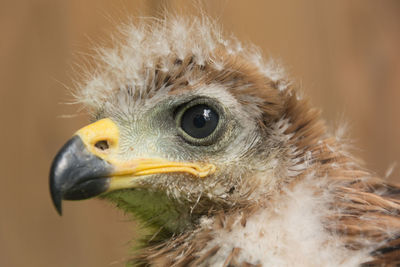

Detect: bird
[49,15,400,266]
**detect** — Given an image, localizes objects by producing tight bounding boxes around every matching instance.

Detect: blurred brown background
[1,0,399,266]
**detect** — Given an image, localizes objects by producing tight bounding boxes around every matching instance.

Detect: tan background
[1,1,399,266]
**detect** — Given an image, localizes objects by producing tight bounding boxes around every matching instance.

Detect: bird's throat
[102,189,195,241]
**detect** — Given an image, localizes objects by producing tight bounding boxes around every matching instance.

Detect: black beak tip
[50,169,63,216]
[52,193,63,216]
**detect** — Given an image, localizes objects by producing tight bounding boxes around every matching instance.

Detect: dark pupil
[181,104,219,139]
[193,114,206,128]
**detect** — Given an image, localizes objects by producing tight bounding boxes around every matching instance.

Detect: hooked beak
[49,118,216,215]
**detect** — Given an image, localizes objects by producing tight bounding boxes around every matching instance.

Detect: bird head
[50,16,323,235]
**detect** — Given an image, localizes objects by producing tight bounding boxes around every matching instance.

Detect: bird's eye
[180,104,219,139]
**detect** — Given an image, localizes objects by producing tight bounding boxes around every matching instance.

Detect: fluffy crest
[75,15,288,113]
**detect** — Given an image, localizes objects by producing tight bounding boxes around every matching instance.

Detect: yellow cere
[76,118,119,156]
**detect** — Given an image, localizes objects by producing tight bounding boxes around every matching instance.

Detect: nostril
[94,140,109,151]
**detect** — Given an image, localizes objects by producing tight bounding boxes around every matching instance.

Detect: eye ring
[175,98,223,146]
